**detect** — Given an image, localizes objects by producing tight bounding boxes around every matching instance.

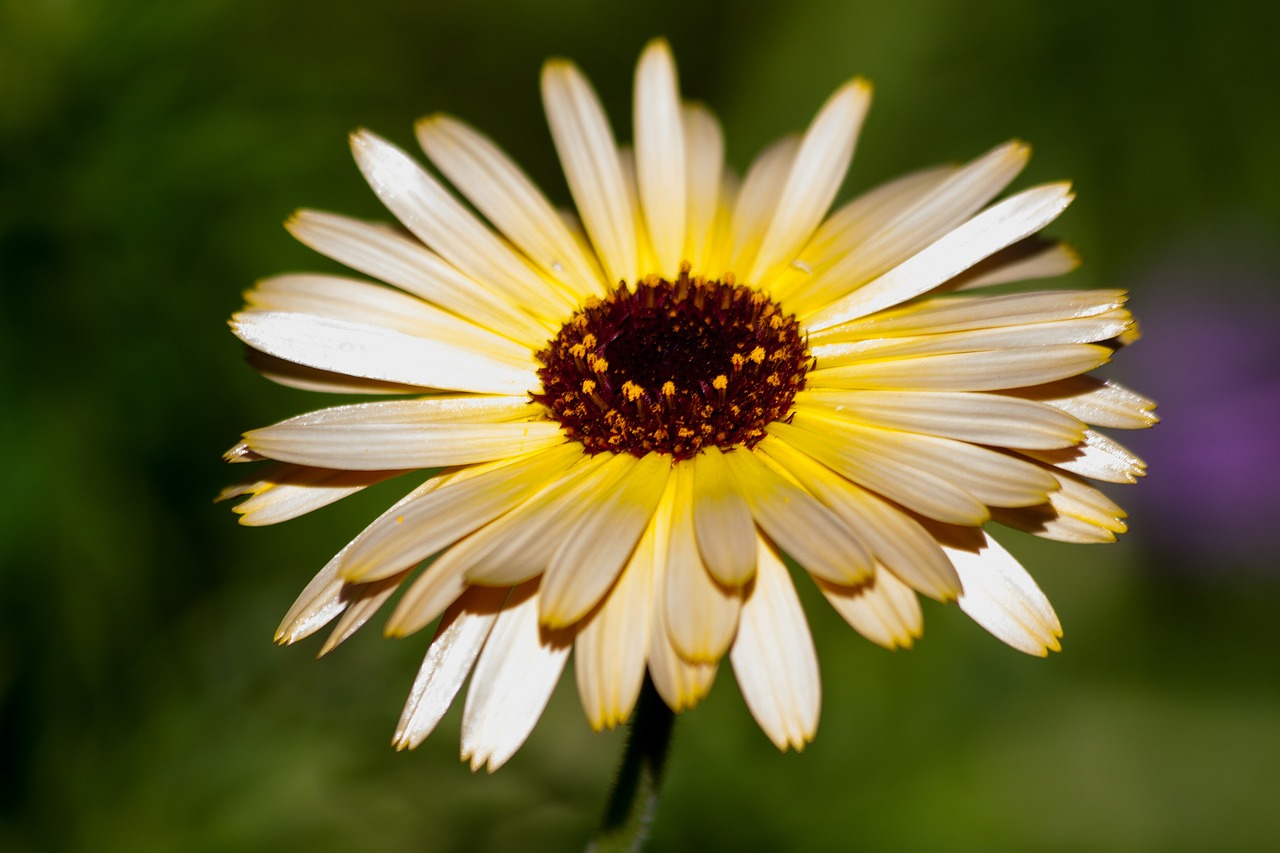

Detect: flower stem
[586,678,675,853]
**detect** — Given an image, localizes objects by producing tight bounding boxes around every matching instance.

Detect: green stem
[586,678,675,853]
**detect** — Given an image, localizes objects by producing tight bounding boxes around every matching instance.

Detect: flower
[221,39,1154,771]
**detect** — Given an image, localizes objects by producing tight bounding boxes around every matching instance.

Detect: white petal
[461,582,572,771]
[816,569,923,650]
[274,473,450,643]
[945,532,1063,656]
[806,182,1076,330]
[574,513,655,731]
[807,345,1113,392]
[350,130,572,319]
[755,434,960,600]
[993,468,1129,543]
[393,585,508,750]
[339,444,583,582]
[541,59,638,286]
[244,274,533,364]
[728,134,801,278]
[947,239,1080,291]
[813,289,1129,342]
[634,39,686,277]
[1021,429,1146,484]
[766,419,988,526]
[768,164,957,304]
[663,461,742,663]
[462,453,622,587]
[681,104,725,275]
[796,389,1086,450]
[318,573,406,656]
[789,407,1059,508]
[747,78,871,284]
[415,114,605,298]
[245,350,427,396]
[722,447,873,585]
[691,446,757,586]
[540,452,670,627]
[244,418,564,470]
[218,463,407,527]
[648,475,718,709]
[285,209,552,345]
[730,536,821,751]
[786,141,1030,314]
[231,311,537,396]
[1009,376,1159,430]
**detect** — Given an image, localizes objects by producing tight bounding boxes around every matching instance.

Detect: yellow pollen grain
[731,353,746,370]
[582,334,597,349]
[582,379,597,394]
[621,381,644,401]
[569,343,586,359]
[749,346,766,364]
[661,381,676,396]
[712,375,728,390]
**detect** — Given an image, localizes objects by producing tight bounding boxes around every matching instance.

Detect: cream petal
[812,289,1129,342]
[945,239,1081,291]
[767,165,957,304]
[245,350,428,396]
[318,573,407,656]
[788,141,1030,315]
[1021,429,1147,484]
[244,418,564,471]
[541,58,638,286]
[244,274,533,364]
[728,134,801,279]
[634,38,687,278]
[816,569,923,650]
[795,389,1086,450]
[648,475,718,708]
[747,78,872,284]
[540,452,670,628]
[755,435,960,600]
[806,182,1076,330]
[285,209,552,345]
[663,462,742,663]
[273,472,454,643]
[461,582,573,772]
[218,463,408,527]
[807,344,1113,392]
[681,104,725,276]
[945,532,1063,656]
[415,114,606,299]
[691,446,758,586]
[274,556,347,645]
[339,444,583,583]
[993,468,1129,543]
[393,585,509,750]
[722,447,873,585]
[1008,376,1159,430]
[384,455,608,636]
[349,130,572,320]
[730,536,821,751]
[789,407,1059,508]
[766,419,988,526]
[231,311,538,396]
[574,514,655,731]
[462,452,624,587]
[810,315,1133,366]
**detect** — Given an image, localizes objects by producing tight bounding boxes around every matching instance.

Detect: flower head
[222,39,1154,770]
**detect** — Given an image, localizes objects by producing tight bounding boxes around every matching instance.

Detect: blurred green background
[3,0,1279,850]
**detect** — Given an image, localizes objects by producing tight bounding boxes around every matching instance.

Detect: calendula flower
[222,39,1154,771]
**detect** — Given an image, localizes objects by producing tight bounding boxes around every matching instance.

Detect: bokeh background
[3,0,1279,850]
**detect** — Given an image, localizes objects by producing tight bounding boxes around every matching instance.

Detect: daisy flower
[222,39,1154,771]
